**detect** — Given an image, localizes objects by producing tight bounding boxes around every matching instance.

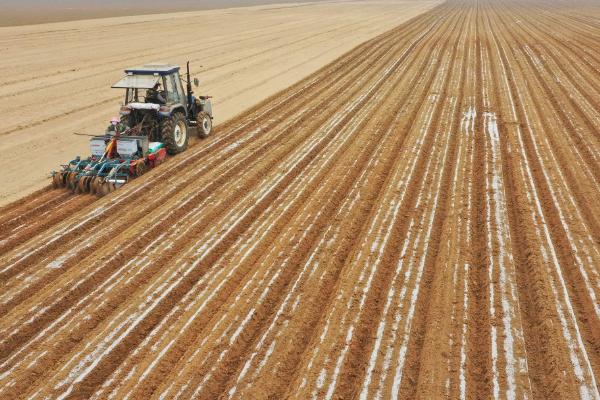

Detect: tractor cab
[112,64,188,115]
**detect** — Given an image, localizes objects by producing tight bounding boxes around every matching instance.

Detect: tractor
[114,62,213,153]
[51,62,214,195]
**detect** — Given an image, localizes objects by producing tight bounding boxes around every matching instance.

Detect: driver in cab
[146,82,167,105]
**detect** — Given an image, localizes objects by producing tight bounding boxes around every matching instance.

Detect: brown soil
[0,0,599,398]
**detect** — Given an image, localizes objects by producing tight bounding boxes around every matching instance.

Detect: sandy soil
[1,0,600,398]
[0,0,438,206]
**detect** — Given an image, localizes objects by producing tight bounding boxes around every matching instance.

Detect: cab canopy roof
[112,64,181,89]
[124,64,180,76]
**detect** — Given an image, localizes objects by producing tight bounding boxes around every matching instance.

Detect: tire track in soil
[495,0,600,263]
[393,10,469,399]
[466,3,494,399]
[409,4,477,397]
[399,6,478,398]
[192,7,460,400]
[500,0,600,304]
[480,11,568,398]
[525,5,600,65]
[285,8,468,399]
[162,79,398,400]
[222,6,465,400]
[492,2,600,233]
[336,6,471,400]
[479,5,533,398]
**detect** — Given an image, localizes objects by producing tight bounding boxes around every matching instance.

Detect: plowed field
[1,0,600,398]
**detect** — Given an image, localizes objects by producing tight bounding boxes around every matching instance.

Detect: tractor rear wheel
[197,111,212,138]
[160,112,188,155]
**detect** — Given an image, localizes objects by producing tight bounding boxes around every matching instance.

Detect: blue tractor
[113,62,214,153]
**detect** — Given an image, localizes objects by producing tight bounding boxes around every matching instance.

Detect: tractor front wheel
[160,112,189,155]
[197,111,212,138]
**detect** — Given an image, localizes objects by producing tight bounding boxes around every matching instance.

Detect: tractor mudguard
[199,98,213,118]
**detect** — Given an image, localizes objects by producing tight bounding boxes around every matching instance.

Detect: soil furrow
[2,1,599,398]
[355,5,471,400]
[2,10,440,396]
[491,3,600,231]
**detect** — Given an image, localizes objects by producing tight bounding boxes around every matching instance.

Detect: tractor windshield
[115,73,183,106]
[114,74,161,103]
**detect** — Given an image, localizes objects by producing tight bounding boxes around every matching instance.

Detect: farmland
[1,0,599,398]
[0,0,437,205]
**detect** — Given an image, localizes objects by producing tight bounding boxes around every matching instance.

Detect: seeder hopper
[52,134,167,196]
